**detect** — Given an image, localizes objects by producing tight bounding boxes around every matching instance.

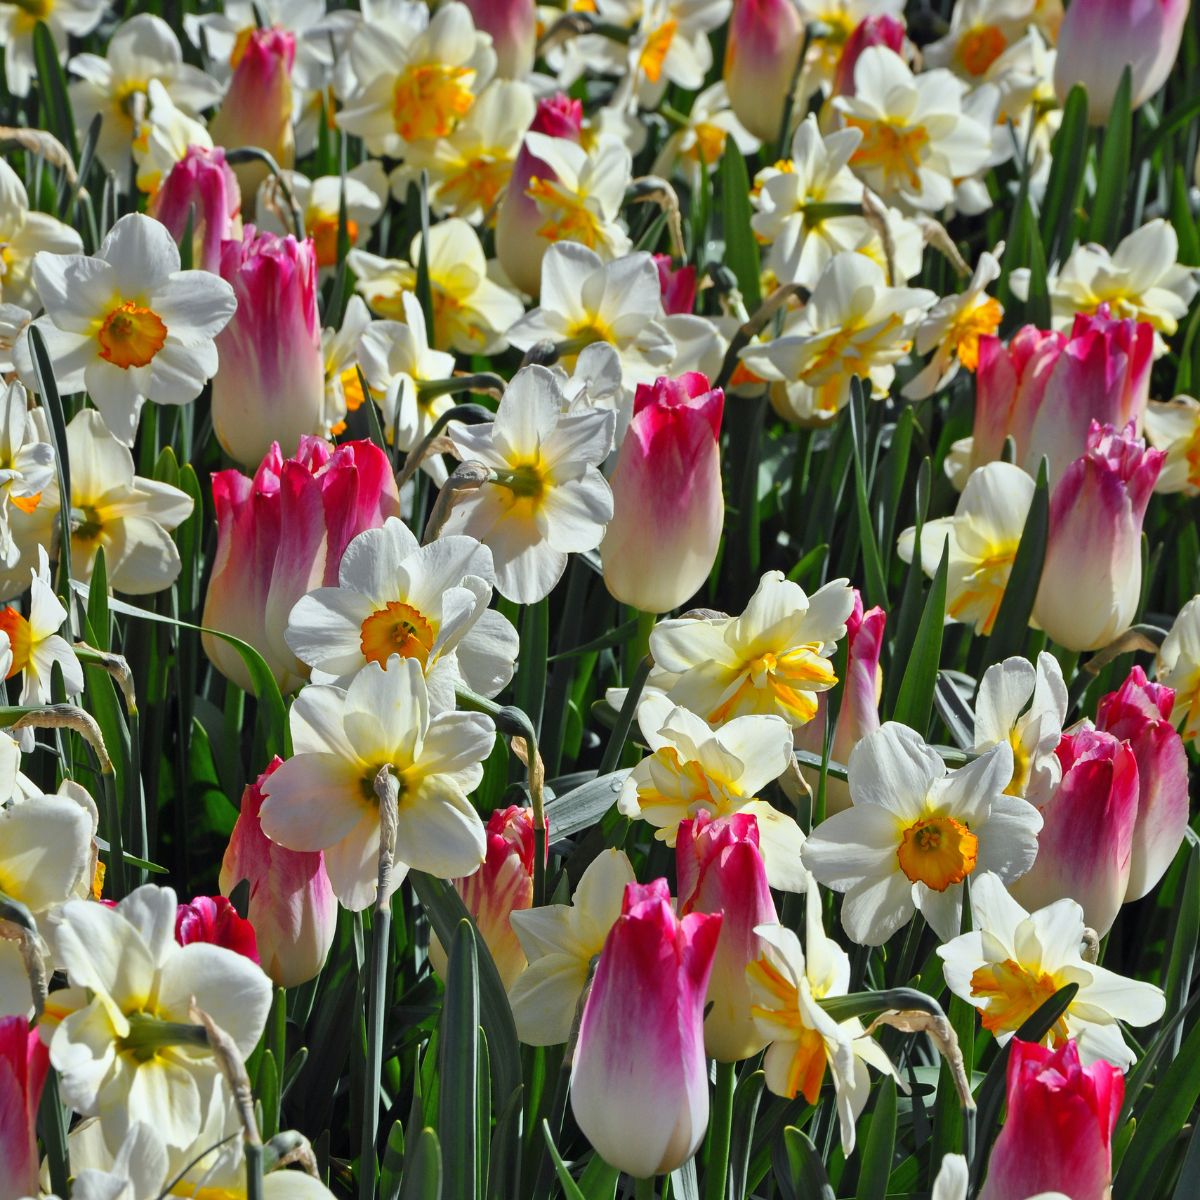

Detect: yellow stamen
[896,814,978,891]
[97,301,167,370]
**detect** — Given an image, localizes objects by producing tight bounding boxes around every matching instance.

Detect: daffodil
[924,0,1040,82]
[653,82,760,193]
[0,381,54,571]
[319,295,375,438]
[1157,594,1200,745]
[0,160,83,313]
[0,0,106,98]
[131,79,213,196]
[1145,394,1200,495]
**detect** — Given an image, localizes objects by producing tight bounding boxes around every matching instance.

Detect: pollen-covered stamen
[896,814,979,891]
[97,300,168,370]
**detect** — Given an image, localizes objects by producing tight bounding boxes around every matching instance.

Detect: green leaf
[27,326,74,604]
[398,1129,443,1200]
[1164,840,1200,1033]
[727,1070,765,1200]
[438,921,479,1200]
[777,1127,835,1200]
[817,988,947,1025]
[33,21,79,162]
[1087,67,1133,246]
[257,1050,280,1141]
[380,1121,407,1200]
[1039,84,1090,261]
[855,1077,896,1200]
[720,139,761,311]
[849,380,887,610]
[890,539,949,734]
[540,1122,588,1200]
[575,1154,620,1200]
[543,771,627,840]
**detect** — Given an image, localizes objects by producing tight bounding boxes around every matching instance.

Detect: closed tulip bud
[570,878,721,1179]
[202,437,400,694]
[147,145,242,273]
[175,895,260,963]
[600,373,724,614]
[1010,728,1140,936]
[220,757,338,988]
[1054,0,1191,124]
[724,0,804,143]
[655,255,698,315]
[979,1039,1123,1200]
[677,812,777,1062]
[1095,666,1189,900]
[0,1016,48,1200]
[213,229,325,468]
[1033,422,1164,652]
[831,15,907,99]
[462,0,536,78]
[209,28,296,206]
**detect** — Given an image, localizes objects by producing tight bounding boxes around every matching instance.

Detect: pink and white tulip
[655,255,699,315]
[220,757,338,988]
[1033,422,1164,652]
[462,0,536,79]
[676,812,778,1062]
[600,373,724,614]
[979,1038,1123,1200]
[570,878,721,1179]
[147,145,241,274]
[201,437,400,694]
[0,1016,48,1200]
[723,0,805,143]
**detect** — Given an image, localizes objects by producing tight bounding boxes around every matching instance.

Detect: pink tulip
[723,0,805,142]
[599,373,724,614]
[209,28,296,205]
[213,228,325,468]
[462,0,536,78]
[570,878,721,1179]
[1054,0,1191,123]
[677,812,777,1062]
[201,437,400,694]
[0,1016,48,1200]
[1033,422,1164,652]
[220,757,338,988]
[979,1039,1123,1200]
[1010,728,1140,936]
[175,895,260,963]
[655,255,698,315]
[1095,666,1189,900]
[147,145,241,274]
[831,15,907,98]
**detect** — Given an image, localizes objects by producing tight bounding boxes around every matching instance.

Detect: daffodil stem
[634,1176,657,1200]
[599,654,652,776]
[703,1060,736,1200]
[245,1142,265,1200]
[359,901,390,1200]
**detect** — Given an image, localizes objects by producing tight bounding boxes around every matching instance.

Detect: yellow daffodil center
[392,63,475,142]
[527,177,605,248]
[896,815,978,891]
[1005,729,1032,797]
[0,607,32,677]
[359,600,436,668]
[431,286,485,352]
[310,212,357,269]
[12,0,53,31]
[97,301,168,370]
[970,958,1069,1040]
[947,540,1019,635]
[746,956,828,1103]
[339,366,368,413]
[500,458,549,502]
[686,122,728,166]
[804,315,909,388]
[639,20,677,84]
[847,118,929,192]
[948,297,1003,371]
[709,644,836,725]
[439,158,512,219]
[958,25,1008,77]
[1182,420,1200,489]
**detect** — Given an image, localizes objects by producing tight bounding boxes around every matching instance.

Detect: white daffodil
[620,692,807,889]
[898,461,1035,636]
[739,252,935,422]
[41,884,273,1154]
[903,249,1005,399]
[0,0,106,98]
[68,14,223,175]
[0,160,84,313]
[1157,594,1200,746]
[184,0,328,85]
[507,243,676,391]
[794,0,906,94]
[23,212,236,445]
[938,872,1165,1068]
[0,380,54,570]
[441,364,615,603]
[337,1,495,158]
[131,79,213,196]
[833,46,992,213]
[923,0,1038,81]
[319,295,375,438]
[653,82,760,193]
[1146,395,1200,495]
[747,875,899,1153]
[286,516,519,704]
[0,302,31,372]
[259,656,495,911]
[349,218,523,355]
[803,722,1039,944]
[508,849,637,1046]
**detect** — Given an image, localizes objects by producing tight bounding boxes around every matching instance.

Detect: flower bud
[570,879,721,1179]
[147,145,242,274]
[462,0,536,79]
[175,895,259,963]
[0,1016,47,1200]
[655,255,698,315]
[723,0,804,142]
[213,229,325,468]
[600,373,724,614]
[831,16,907,99]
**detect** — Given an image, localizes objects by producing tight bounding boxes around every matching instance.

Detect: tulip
[1009,728,1140,936]
[723,0,804,143]
[655,255,698,315]
[570,878,721,1179]
[147,145,242,274]
[1095,666,1189,900]
[979,1039,1123,1200]
[1054,0,1191,124]
[600,373,724,614]
[1033,422,1164,652]
[0,1016,48,1200]
[462,0,536,79]
[831,15,907,99]
[676,812,777,1062]
[220,757,338,988]
[213,229,325,468]
[175,895,260,963]
[208,28,296,207]
[202,437,400,694]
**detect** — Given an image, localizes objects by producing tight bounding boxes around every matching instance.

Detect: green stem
[359,902,392,1200]
[634,1176,657,1200]
[703,1060,736,1200]
[38,1066,70,1198]
[628,609,657,675]
[245,1142,264,1200]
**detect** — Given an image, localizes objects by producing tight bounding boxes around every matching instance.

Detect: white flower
[259,656,495,911]
[0,380,54,570]
[614,0,731,104]
[441,364,615,603]
[0,0,106,97]
[653,82,759,193]
[802,722,1038,944]
[1145,394,1200,495]
[42,884,272,1154]
[923,0,1038,81]
[24,212,236,445]
[319,294,375,438]
[619,692,808,890]
[132,78,214,196]
[0,160,84,312]
[938,872,1165,1068]
[897,461,1035,636]
[184,0,327,86]
[1157,594,1200,746]
[0,303,31,373]
[508,849,637,1046]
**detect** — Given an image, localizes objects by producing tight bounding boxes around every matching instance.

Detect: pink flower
[570,878,721,1178]
[175,895,260,963]
[147,145,241,274]
[462,0,536,78]
[1010,728,1140,936]
[677,812,777,1062]
[220,757,338,988]
[0,1016,48,1200]
[201,437,400,693]
[599,373,724,613]
[1095,666,1189,900]
[213,228,325,467]
[1034,421,1164,652]
[655,255,698,315]
[979,1039,1123,1200]
[1054,0,1190,123]
[723,0,804,142]
[832,15,907,98]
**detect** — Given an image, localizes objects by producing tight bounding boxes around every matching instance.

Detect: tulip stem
[703,1059,736,1200]
[634,1177,657,1200]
